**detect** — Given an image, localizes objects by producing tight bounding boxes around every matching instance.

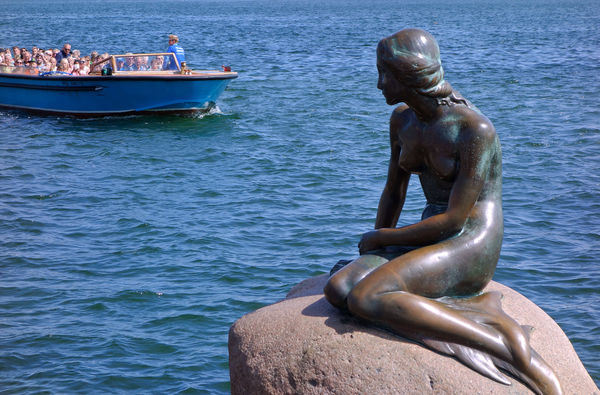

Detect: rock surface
[229,274,599,395]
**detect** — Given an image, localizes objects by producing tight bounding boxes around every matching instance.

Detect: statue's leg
[324,254,389,310]
[348,279,523,365]
[345,246,562,394]
[325,246,418,309]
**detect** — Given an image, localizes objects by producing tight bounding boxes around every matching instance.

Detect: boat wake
[188,104,224,119]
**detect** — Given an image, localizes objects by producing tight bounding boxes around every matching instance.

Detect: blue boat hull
[0,73,236,116]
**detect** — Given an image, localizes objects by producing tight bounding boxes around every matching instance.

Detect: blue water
[1,0,598,393]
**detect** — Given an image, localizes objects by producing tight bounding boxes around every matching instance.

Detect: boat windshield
[114,53,180,72]
[90,53,180,74]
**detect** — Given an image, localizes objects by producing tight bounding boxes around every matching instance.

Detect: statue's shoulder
[390,104,412,130]
[450,105,496,139]
[391,104,411,118]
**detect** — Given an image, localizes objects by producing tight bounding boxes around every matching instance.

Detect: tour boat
[0,52,237,116]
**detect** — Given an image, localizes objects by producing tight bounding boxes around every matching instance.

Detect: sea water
[1,0,598,393]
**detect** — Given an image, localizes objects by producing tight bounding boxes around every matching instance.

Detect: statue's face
[377,59,405,105]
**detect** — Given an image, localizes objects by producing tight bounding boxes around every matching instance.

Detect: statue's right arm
[374,109,411,229]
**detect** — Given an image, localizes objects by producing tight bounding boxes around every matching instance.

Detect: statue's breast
[426,151,459,181]
[397,132,458,178]
[420,122,460,181]
[396,124,425,174]
[398,143,425,174]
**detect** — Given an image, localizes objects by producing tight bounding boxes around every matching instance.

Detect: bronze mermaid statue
[324,28,562,394]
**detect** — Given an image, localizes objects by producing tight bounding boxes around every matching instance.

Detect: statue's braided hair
[377,29,469,106]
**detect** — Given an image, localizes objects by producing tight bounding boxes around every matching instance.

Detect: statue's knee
[346,283,376,319]
[324,275,348,309]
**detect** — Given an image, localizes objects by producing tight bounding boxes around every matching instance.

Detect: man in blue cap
[166,34,185,70]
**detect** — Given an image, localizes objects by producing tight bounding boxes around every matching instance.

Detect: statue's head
[377,29,452,98]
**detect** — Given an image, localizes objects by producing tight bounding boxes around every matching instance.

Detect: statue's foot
[492,348,563,395]
[528,350,563,395]
[440,292,531,370]
[436,292,562,395]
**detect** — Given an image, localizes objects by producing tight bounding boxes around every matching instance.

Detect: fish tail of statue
[423,334,563,395]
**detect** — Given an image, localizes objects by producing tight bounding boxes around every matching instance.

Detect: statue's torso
[393,104,502,207]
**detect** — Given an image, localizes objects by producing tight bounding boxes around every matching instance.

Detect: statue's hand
[358,230,383,255]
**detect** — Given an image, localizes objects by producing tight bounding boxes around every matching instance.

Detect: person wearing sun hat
[166,34,185,70]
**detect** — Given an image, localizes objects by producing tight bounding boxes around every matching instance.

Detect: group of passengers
[116,54,165,71]
[0,43,110,75]
[0,35,186,75]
